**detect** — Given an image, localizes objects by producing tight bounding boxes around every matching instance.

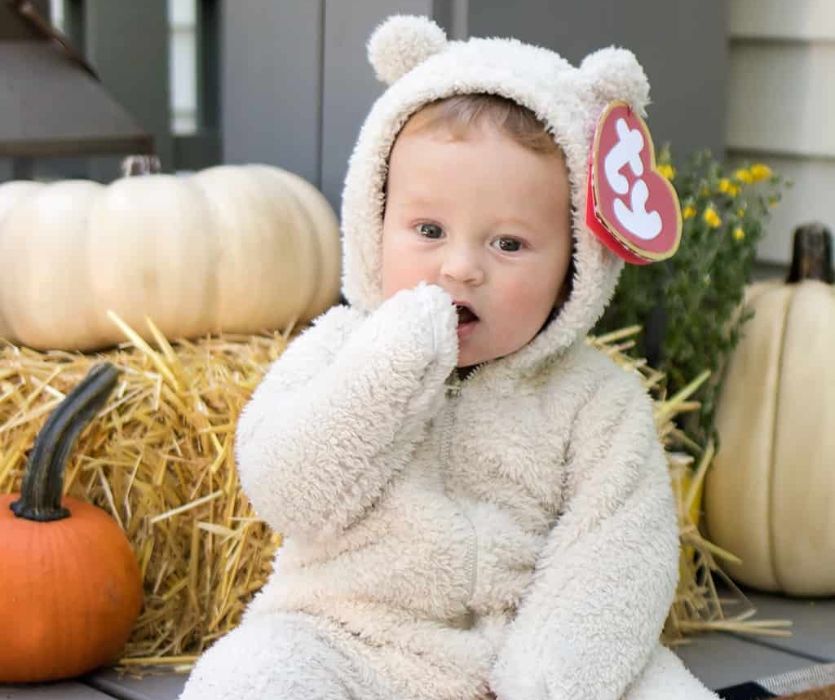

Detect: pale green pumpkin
[706,225,835,595]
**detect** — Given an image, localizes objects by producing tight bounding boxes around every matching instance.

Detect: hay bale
[0,318,787,674]
[0,315,288,669]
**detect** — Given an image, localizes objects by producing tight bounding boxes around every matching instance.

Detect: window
[169,0,198,135]
[49,0,65,32]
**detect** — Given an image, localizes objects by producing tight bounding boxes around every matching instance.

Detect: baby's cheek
[496,278,551,323]
[382,253,435,299]
[381,252,409,298]
[382,265,428,298]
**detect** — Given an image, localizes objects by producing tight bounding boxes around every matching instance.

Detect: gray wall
[221,0,728,213]
[83,0,171,179]
[221,0,324,185]
[221,0,457,211]
[3,0,727,201]
[467,1,727,161]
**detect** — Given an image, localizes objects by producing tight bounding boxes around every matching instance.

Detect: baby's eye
[416,223,444,239]
[494,237,523,252]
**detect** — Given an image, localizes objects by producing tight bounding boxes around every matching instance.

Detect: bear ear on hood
[367,14,448,85]
[579,46,650,116]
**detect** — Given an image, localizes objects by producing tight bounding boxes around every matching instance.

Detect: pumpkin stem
[786,223,834,284]
[121,155,162,177]
[10,363,120,522]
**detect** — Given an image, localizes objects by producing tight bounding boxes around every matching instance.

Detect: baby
[179,15,718,700]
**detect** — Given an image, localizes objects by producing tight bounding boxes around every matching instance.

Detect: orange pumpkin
[0,363,143,683]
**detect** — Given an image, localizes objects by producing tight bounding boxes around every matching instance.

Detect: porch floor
[3,590,834,699]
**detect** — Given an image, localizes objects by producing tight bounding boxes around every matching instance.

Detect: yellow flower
[718,178,741,197]
[657,164,676,180]
[749,163,773,182]
[733,226,745,241]
[734,168,754,184]
[736,207,746,218]
[682,204,696,220]
[703,206,721,229]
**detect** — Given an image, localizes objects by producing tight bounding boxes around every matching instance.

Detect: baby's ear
[367,15,448,85]
[579,47,650,116]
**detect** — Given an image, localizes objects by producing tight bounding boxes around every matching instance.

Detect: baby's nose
[440,249,485,285]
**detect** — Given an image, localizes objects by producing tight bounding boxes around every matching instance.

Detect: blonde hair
[398,93,561,155]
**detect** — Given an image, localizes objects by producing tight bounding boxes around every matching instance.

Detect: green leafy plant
[595,148,789,448]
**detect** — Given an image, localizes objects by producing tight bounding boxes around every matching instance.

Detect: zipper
[442,372,478,605]
[455,360,489,384]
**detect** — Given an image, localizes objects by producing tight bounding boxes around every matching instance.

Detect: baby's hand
[383,282,458,348]
[349,282,459,371]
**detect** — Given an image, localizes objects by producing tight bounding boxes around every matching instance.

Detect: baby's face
[381,122,573,367]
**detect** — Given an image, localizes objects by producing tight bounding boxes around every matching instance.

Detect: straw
[0,315,285,667]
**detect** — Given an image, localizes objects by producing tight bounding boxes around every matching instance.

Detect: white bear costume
[179,15,718,700]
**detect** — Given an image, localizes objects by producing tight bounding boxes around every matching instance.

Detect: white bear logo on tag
[586,101,681,265]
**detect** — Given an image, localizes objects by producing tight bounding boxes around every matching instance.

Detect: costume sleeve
[235,283,458,540]
[489,370,679,700]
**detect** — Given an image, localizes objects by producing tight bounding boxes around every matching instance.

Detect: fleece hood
[340,15,653,376]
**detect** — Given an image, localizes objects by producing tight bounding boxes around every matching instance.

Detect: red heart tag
[585,101,682,265]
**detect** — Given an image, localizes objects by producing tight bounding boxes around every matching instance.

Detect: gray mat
[719,663,835,699]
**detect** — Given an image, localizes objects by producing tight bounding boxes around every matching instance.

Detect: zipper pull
[444,374,462,398]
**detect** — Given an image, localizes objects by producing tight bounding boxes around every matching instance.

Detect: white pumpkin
[705,225,835,595]
[0,163,341,351]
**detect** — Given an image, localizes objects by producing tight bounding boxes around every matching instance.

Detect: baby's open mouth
[455,303,479,326]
